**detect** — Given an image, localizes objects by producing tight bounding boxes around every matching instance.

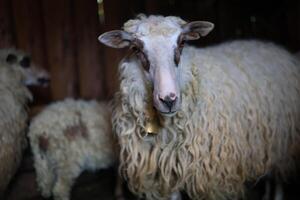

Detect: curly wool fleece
[112,15,300,200]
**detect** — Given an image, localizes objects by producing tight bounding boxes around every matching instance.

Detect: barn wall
[0,0,299,104]
[0,0,111,104]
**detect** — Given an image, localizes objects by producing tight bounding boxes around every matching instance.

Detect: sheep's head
[99,15,214,116]
[2,50,50,87]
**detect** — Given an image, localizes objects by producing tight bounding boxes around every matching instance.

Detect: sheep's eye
[130,39,149,71]
[137,51,150,72]
[20,56,31,68]
[174,35,185,66]
[178,41,184,49]
[174,42,184,66]
[6,54,17,64]
[174,48,180,66]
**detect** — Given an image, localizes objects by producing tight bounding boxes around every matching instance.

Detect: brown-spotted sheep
[28,99,116,200]
[0,48,49,195]
[98,14,300,200]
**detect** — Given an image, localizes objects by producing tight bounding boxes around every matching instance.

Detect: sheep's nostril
[169,93,176,99]
[38,77,50,85]
[159,96,177,111]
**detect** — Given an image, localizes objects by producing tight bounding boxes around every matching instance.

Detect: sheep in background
[99,15,300,200]
[28,99,117,200]
[0,48,50,194]
[0,48,50,86]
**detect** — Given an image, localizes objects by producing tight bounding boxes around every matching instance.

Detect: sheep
[0,48,50,194]
[98,14,300,200]
[28,99,117,200]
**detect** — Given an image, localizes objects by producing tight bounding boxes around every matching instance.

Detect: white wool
[124,15,185,37]
[113,16,300,200]
[0,51,33,194]
[28,99,116,200]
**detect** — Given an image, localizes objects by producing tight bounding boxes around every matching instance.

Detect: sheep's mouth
[159,110,177,117]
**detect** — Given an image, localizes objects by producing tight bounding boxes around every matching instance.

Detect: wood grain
[74,0,106,100]
[42,0,78,100]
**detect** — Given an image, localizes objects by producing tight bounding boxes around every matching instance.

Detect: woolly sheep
[0,48,50,194]
[28,99,116,200]
[98,15,300,200]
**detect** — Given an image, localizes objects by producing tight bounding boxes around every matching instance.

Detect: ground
[3,148,136,200]
[3,147,300,200]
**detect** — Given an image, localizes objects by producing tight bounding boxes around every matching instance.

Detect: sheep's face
[99,15,214,116]
[4,52,50,87]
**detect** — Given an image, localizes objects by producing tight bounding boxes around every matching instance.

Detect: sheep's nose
[159,94,177,111]
[38,77,50,86]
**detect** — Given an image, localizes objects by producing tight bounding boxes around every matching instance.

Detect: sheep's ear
[98,30,134,48]
[182,21,214,40]
[6,53,17,64]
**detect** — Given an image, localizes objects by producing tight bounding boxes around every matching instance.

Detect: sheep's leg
[115,172,125,200]
[262,172,284,200]
[170,191,182,200]
[274,176,283,200]
[52,167,81,200]
[34,154,54,198]
[262,178,271,200]
[36,168,55,198]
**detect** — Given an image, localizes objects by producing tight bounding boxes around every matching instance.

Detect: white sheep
[98,14,300,200]
[28,99,117,200]
[0,48,50,194]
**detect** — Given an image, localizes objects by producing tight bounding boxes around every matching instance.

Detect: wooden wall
[0,0,120,104]
[0,0,299,105]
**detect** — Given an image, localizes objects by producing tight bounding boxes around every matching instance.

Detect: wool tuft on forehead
[123,15,186,37]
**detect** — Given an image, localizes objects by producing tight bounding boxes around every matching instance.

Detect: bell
[145,106,160,134]
[145,118,160,134]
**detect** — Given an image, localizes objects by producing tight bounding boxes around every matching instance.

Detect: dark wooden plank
[11,0,48,70]
[11,0,51,103]
[286,0,300,51]
[0,0,15,48]
[74,0,106,100]
[145,0,160,14]
[42,0,78,100]
[102,0,130,99]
